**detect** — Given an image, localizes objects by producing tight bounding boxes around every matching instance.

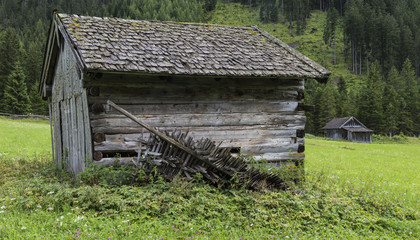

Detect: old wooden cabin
[322,117,373,143]
[39,13,330,177]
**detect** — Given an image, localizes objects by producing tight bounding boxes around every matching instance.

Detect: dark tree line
[0,0,209,115]
[306,59,419,136]
[0,0,418,136]
[343,0,420,77]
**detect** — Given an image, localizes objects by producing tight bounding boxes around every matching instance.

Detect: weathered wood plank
[241,144,299,154]
[251,152,305,161]
[60,100,69,168]
[70,97,79,176]
[81,89,93,164]
[84,75,303,88]
[94,141,141,152]
[52,102,62,167]
[76,95,86,170]
[89,101,300,117]
[90,113,305,129]
[92,124,306,135]
[97,86,299,101]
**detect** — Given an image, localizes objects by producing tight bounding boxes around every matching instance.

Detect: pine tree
[317,81,339,132]
[399,59,419,135]
[383,67,400,136]
[3,61,31,115]
[357,61,385,133]
[0,27,21,112]
[323,7,339,64]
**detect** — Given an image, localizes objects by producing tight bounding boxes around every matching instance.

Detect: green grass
[305,135,420,209]
[0,117,51,159]
[0,118,419,239]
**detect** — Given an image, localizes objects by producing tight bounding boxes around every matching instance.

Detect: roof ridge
[58,13,254,30]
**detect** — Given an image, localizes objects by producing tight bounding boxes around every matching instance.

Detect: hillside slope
[207,3,365,89]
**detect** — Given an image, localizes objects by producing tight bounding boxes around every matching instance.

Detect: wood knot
[91,103,105,114]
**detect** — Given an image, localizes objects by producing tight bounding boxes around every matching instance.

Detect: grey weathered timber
[49,36,93,177]
[40,12,330,178]
[101,101,290,190]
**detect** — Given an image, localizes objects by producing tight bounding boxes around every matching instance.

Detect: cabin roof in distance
[322,117,349,129]
[55,13,330,79]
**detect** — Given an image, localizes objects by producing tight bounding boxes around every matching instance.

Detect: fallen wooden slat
[104,100,289,190]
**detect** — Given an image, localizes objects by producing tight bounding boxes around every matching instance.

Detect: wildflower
[21,226,27,230]
[47,207,53,211]
[1,206,5,209]
[61,216,64,219]
[2,228,5,231]
[41,236,44,238]
[110,228,114,231]
[47,191,54,195]
[0,211,5,214]
[10,198,16,201]
[37,205,42,208]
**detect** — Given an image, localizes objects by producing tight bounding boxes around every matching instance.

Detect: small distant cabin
[322,117,373,143]
[39,12,330,177]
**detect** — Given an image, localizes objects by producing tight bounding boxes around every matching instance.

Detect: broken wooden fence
[97,100,288,190]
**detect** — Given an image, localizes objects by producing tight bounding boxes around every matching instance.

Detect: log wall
[86,74,306,166]
[51,39,92,177]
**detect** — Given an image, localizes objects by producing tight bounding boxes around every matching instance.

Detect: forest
[0,0,419,136]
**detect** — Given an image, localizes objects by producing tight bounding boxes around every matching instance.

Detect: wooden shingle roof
[56,13,330,79]
[322,117,349,129]
[322,116,373,133]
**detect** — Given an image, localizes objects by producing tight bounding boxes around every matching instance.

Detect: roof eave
[38,12,88,100]
[38,12,59,100]
[84,68,324,80]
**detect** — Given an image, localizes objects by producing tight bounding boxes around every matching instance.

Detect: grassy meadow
[0,117,52,158]
[0,117,419,239]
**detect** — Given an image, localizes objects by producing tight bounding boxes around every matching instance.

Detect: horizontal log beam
[90,113,305,128]
[88,101,301,116]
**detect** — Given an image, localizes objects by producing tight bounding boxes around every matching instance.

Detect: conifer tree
[317,81,339,132]
[357,61,385,133]
[399,59,419,135]
[323,7,339,64]
[0,27,21,112]
[383,67,400,136]
[3,61,31,115]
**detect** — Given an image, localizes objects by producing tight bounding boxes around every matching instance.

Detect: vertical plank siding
[51,40,92,177]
